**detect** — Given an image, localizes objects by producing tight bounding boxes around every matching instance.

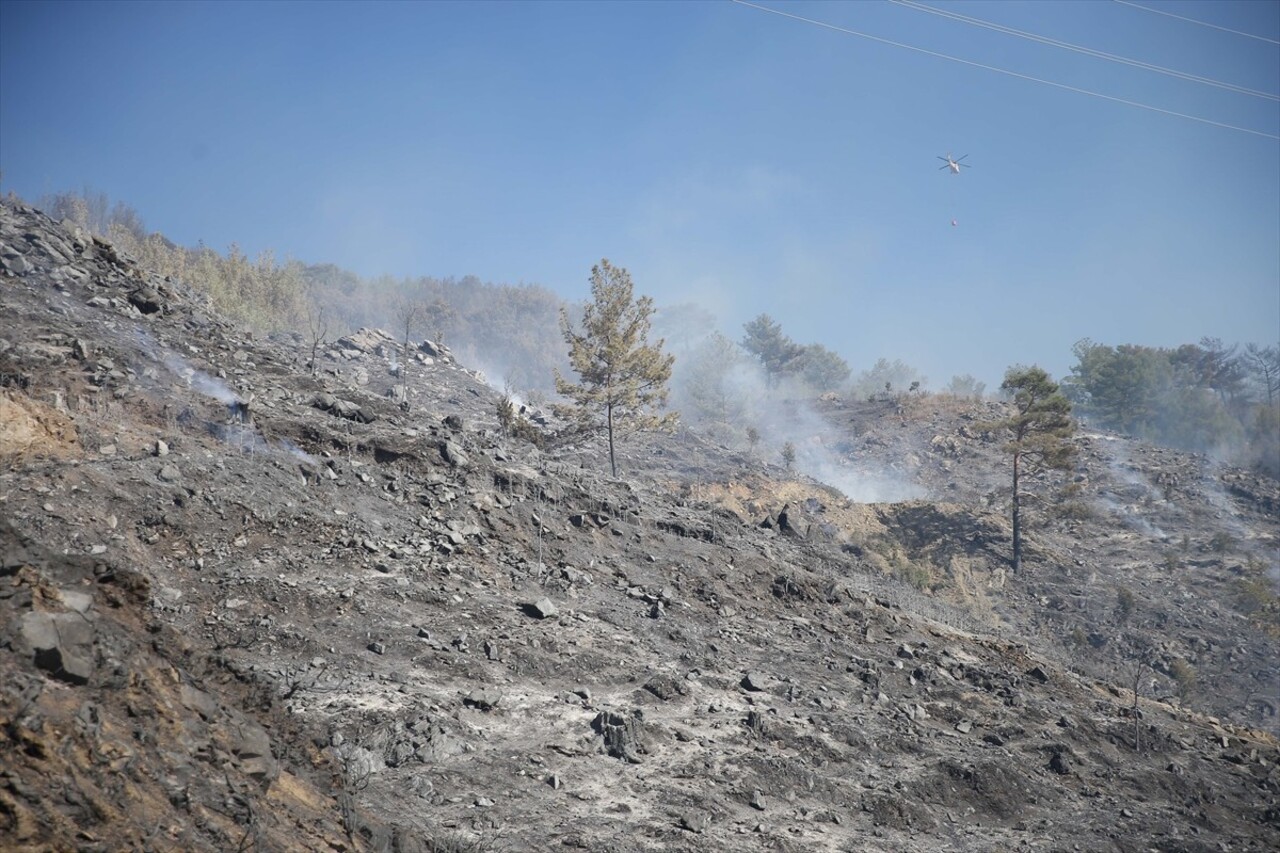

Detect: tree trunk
[1011,451,1022,573]
[607,401,617,478]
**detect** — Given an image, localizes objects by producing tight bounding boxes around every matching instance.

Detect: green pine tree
[741,314,803,386]
[991,366,1075,573]
[554,259,676,477]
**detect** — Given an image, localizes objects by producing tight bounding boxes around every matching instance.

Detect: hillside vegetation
[27,188,1278,478]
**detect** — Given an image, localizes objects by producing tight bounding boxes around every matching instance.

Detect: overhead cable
[891,0,1278,101]
[730,0,1280,141]
[1113,0,1280,46]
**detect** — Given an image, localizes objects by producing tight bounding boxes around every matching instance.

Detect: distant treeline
[1064,338,1279,475]
[23,188,1280,475]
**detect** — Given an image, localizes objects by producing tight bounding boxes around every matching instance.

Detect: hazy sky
[2,0,1277,389]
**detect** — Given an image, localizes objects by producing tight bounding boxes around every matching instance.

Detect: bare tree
[1242,343,1280,406]
[304,291,331,378]
[392,294,425,408]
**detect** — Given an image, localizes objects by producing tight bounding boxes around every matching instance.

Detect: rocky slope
[1,198,1277,851]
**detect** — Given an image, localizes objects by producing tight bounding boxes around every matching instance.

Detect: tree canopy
[991,366,1075,573]
[741,314,803,385]
[553,259,676,477]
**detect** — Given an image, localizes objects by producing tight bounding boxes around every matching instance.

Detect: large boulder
[19,611,95,685]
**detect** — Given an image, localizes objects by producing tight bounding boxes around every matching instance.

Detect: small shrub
[1053,501,1096,522]
[781,441,796,471]
[1115,585,1136,622]
[496,395,516,434]
[1169,658,1197,703]
[894,556,933,591]
[1234,559,1280,637]
[1209,532,1234,557]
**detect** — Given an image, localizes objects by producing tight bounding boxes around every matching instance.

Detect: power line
[730,0,1280,141]
[1113,0,1280,46]
[891,0,1278,101]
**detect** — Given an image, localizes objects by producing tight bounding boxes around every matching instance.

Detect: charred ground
[1,199,1277,851]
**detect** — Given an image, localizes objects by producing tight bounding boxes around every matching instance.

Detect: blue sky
[2,0,1277,389]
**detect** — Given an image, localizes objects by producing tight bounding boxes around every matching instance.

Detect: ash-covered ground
[2,199,1277,851]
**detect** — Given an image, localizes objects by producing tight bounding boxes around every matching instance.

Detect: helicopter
[938,153,970,174]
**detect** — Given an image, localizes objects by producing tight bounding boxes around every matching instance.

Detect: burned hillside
[1,198,1277,852]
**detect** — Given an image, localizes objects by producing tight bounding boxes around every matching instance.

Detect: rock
[750,790,767,811]
[19,611,95,685]
[158,463,181,482]
[643,673,689,701]
[1027,666,1050,684]
[440,440,469,467]
[679,812,710,833]
[2,254,32,275]
[154,439,169,456]
[442,414,464,431]
[1048,751,1071,775]
[128,287,163,314]
[529,597,558,619]
[312,393,374,423]
[368,641,386,655]
[230,719,279,785]
[741,672,768,692]
[776,503,806,538]
[464,688,504,711]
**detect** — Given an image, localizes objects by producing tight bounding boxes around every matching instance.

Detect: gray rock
[158,463,181,482]
[679,811,710,833]
[440,440,469,467]
[20,611,95,685]
[230,719,279,785]
[741,671,769,692]
[2,254,32,275]
[464,688,504,711]
[531,597,558,619]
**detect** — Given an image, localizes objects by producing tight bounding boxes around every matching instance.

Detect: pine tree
[741,314,803,386]
[991,366,1075,573]
[554,259,676,477]
[682,331,747,428]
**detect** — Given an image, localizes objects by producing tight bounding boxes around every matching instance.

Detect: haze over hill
[2,1,1277,390]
